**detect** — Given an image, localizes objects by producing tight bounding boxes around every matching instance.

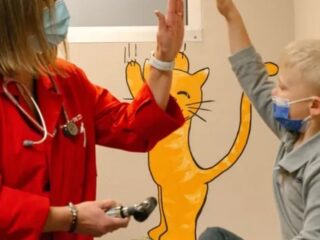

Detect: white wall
[294,0,320,39]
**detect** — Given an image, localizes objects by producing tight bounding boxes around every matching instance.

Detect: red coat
[0,60,184,240]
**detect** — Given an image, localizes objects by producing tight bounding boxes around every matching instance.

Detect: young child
[200,0,320,239]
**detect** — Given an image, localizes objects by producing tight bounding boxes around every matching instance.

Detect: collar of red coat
[0,71,63,136]
[0,74,55,97]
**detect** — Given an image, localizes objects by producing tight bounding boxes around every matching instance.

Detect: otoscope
[105,196,157,222]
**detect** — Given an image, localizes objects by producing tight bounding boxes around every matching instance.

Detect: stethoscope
[3,77,80,147]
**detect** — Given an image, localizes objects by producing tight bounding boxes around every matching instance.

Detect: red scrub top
[0,59,184,240]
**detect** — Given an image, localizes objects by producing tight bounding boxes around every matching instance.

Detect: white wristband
[149,52,175,71]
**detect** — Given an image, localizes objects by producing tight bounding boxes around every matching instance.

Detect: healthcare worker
[0,0,185,239]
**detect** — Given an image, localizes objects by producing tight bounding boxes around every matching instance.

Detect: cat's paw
[148,225,166,240]
[125,60,145,98]
[126,60,142,76]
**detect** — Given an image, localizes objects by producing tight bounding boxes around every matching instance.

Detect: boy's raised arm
[216,0,252,54]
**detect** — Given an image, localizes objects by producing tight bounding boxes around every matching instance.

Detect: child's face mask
[272,96,314,133]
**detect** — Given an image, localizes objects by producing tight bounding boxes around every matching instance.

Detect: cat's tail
[200,93,252,183]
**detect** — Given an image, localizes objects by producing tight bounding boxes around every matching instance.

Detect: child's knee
[199,227,225,240]
[199,227,243,240]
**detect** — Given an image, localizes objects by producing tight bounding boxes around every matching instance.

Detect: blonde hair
[280,39,320,90]
[0,0,63,77]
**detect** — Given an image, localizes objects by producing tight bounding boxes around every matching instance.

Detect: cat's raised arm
[216,0,251,54]
[126,60,145,98]
[146,0,184,110]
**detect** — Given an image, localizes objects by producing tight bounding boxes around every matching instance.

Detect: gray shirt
[229,46,320,240]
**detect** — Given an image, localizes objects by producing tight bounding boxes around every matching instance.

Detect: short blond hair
[280,39,320,90]
[0,0,62,77]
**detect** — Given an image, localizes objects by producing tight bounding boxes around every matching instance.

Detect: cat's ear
[192,68,210,87]
[174,52,189,72]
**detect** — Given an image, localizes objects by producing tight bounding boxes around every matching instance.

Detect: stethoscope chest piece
[62,121,79,137]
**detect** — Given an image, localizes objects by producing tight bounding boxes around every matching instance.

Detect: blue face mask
[43,0,70,46]
[272,96,313,133]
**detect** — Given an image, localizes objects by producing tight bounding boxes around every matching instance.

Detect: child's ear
[310,96,320,116]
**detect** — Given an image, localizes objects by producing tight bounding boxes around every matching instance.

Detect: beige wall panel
[67,0,294,239]
[294,0,320,39]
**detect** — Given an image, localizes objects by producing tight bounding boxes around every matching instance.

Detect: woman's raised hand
[154,0,185,62]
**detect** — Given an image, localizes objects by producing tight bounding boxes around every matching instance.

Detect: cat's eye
[177,91,190,99]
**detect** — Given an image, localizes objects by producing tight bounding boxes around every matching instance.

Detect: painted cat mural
[125,52,278,240]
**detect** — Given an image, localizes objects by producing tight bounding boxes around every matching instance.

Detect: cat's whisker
[188,106,211,112]
[186,100,215,106]
[188,110,207,122]
[184,116,192,121]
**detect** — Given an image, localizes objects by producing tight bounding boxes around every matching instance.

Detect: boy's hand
[216,0,236,19]
[216,0,251,54]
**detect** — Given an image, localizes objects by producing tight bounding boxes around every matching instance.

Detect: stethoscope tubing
[3,79,50,146]
[2,77,80,147]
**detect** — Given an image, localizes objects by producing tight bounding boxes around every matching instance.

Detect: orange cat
[125,52,278,240]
